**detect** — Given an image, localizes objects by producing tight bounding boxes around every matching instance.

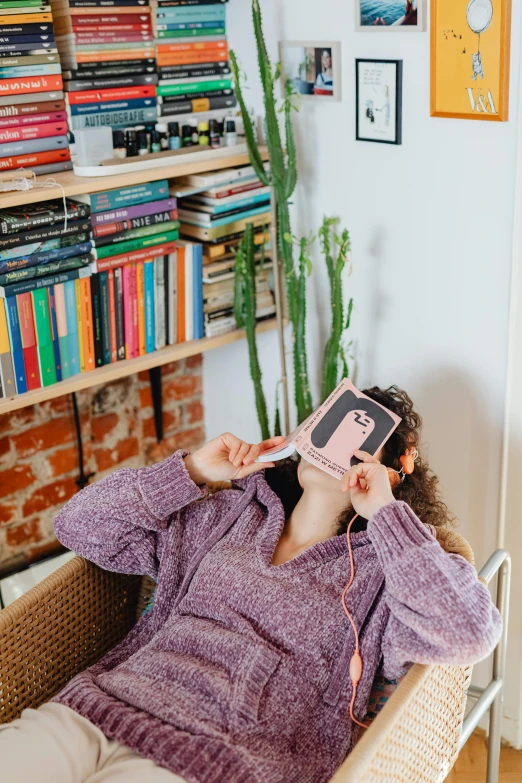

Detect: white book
[183,242,194,342]
[154,256,166,350]
[167,251,177,345]
[174,164,269,189]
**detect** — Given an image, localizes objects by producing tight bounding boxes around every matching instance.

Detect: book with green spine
[31,288,57,387]
[0,254,91,287]
[157,28,225,38]
[94,230,179,261]
[158,79,231,97]
[94,220,180,249]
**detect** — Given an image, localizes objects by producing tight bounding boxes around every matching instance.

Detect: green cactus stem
[234,223,270,440]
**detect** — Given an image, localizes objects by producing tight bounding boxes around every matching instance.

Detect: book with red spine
[0,148,70,170]
[107,268,117,362]
[0,100,65,118]
[79,275,95,372]
[136,260,145,356]
[73,50,154,62]
[16,291,40,390]
[72,24,152,33]
[122,263,138,359]
[69,14,152,24]
[72,34,153,44]
[67,85,156,103]
[95,241,177,272]
[0,111,68,129]
[92,209,178,238]
[0,75,63,97]
[0,122,69,142]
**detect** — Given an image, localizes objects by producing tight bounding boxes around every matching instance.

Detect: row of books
[152,0,236,120]
[0,0,72,174]
[51,0,158,131]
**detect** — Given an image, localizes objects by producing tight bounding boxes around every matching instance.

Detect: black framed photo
[356,59,403,145]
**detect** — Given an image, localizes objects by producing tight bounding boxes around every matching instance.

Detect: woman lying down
[1,386,501,783]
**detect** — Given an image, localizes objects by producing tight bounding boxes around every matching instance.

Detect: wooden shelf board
[0,318,278,414]
[1,146,267,208]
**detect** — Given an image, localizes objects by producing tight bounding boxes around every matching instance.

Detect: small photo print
[279,41,342,101]
[356,0,426,32]
[356,59,403,144]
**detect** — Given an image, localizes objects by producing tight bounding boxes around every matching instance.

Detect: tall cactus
[319,217,353,401]
[230,0,313,424]
[234,223,270,440]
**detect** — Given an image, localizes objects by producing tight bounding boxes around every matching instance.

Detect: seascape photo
[358,0,420,28]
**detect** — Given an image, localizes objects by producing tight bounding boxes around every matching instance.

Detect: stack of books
[174,162,275,338]
[152,0,235,120]
[50,0,158,132]
[0,199,94,396]
[85,179,203,362]
[0,0,71,175]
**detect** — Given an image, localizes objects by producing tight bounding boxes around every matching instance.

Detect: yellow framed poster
[431,0,511,121]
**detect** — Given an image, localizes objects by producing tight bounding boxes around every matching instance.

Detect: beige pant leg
[0,702,187,783]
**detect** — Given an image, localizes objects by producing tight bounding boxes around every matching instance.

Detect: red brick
[0,436,10,464]
[142,409,181,440]
[91,412,119,442]
[0,500,17,526]
[146,427,205,463]
[0,464,35,498]
[39,396,73,417]
[139,386,152,409]
[12,415,85,459]
[137,370,149,382]
[94,436,140,472]
[46,442,93,478]
[22,477,78,517]
[185,354,202,370]
[161,360,182,377]
[6,518,42,548]
[163,375,202,403]
[0,407,35,435]
[186,400,204,425]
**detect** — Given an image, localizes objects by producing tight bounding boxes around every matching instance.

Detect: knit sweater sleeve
[54,450,219,580]
[367,501,502,680]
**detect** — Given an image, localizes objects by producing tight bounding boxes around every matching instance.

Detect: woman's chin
[298,458,343,493]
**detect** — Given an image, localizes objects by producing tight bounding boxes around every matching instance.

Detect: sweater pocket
[231,644,281,731]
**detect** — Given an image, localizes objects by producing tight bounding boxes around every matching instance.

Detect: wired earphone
[342,448,419,730]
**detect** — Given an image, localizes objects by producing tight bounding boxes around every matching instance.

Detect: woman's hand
[184,433,286,485]
[340,449,395,519]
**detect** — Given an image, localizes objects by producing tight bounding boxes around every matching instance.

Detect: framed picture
[356,59,403,144]
[356,0,427,31]
[431,0,512,121]
[279,41,342,101]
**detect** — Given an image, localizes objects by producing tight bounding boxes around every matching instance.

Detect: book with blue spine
[186,192,271,215]
[63,279,80,376]
[192,243,204,340]
[178,204,271,229]
[0,266,92,299]
[0,64,61,79]
[47,285,62,382]
[4,294,25,393]
[0,255,92,287]
[144,259,155,353]
[157,21,224,30]
[70,106,158,130]
[156,6,226,21]
[0,135,68,157]
[99,271,112,365]
[0,231,90,262]
[0,241,92,274]
[69,98,156,116]
[76,180,169,214]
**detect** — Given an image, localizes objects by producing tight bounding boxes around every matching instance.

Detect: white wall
[204,0,522,744]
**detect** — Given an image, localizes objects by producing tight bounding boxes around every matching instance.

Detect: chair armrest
[328,662,472,783]
[0,555,142,724]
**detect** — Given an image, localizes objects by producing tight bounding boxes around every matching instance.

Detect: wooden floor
[444,731,522,782]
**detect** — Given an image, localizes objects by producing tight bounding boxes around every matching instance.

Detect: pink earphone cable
[342,512,368,731]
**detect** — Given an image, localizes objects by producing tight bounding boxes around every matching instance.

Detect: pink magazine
[257,379,402,479]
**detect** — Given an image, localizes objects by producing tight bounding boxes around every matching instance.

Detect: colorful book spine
[92,209,177,238]
[144,258,154,353]
[192,243,203,340]
[0,241,92,273]
[95,240,178,272]
[69,106,157,130]
[64,279,80,376]
[80,275,95,371]
[86,180,169,212]
[0,148,70,170]
[108,268,117,363]
[0,121,69,142]
[67,85,157,104]
[74,278,84,371]
[0,297,15,396]
[90,197,177,226]
[0,266,92,298]
[0,220,91,253]
[47,286,62,383]
[157,78,230,97]
[70,98,156,117]
[122,263,136,359]
[113,266,124,360]
[5,294,26,393]
[184,242,193,342]
[93,230,177,260]
[17,291,40,390]
[99,271,111,365]
[31,287,56,386]
[90,272,103,367]
[167,251,177,346]
[136,260,146,356]
[177,243,185,343]
[153,255,165,350]
[53,283,71,380]
[0,75,63,97]
[0,255,91,287]
[93,219,179,248]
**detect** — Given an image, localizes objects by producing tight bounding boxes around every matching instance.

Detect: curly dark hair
[265,385,455,534]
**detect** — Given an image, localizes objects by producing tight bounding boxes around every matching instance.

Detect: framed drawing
[279,41,342,101]
[356,0,427,31]
[356,59,403,144]
[431,0,512,121]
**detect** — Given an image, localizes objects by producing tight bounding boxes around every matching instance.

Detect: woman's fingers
[259,435,286,451]
[340,461,378,492]
[232,441,251,467]
[353,449,379,464]
[239,460,275,477]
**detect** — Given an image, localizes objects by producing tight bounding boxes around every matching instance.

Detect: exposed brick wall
[0,356,205,570]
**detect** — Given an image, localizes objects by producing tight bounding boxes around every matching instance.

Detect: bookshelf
[0,145,277,415]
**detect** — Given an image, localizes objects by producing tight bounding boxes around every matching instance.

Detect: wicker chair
[0,528,495,783]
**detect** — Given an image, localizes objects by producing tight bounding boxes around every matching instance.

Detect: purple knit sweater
[52,450,501,783]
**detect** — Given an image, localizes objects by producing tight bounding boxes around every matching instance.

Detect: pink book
[122,263,139,359]
[0,122,69,143]
[257,379,402,479]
